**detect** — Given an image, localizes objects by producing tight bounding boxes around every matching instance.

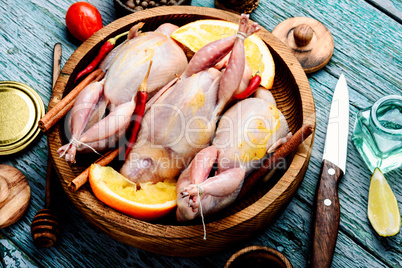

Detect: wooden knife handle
[310,159,344,268]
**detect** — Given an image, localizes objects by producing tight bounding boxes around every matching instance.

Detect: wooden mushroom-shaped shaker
[273,17,334,73]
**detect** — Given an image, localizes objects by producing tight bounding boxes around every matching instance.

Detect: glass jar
[352,95,402,173]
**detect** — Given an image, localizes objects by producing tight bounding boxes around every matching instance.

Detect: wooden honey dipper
[31,160,60,247]
[31,43,62,247]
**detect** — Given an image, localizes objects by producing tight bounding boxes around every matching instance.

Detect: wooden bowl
[114,0,192,17]
[48,6,315,257]
[224,246,293,268]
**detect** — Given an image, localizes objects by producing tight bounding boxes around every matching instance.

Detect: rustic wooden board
[0,0,400,266]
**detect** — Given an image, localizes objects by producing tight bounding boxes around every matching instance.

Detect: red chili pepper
[75,31,128,83]
[124,61,153,160]
[232,74,262,100]
[124,91,147,160]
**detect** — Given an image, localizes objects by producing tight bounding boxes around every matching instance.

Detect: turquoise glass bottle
[352,95,402,173]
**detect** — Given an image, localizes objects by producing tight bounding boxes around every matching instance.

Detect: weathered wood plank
[194,0,402,263]
[248,196,393,268]
[0,0,400,267]
[0,234,39,268]
[1,179,394,268]
[244,0,402,265]
[365,0,402,24]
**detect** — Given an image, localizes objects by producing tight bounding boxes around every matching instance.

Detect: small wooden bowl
[225,246,293,268]
[48,6,315,256]
[114,0,191,17]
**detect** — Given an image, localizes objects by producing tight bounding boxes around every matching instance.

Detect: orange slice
[89,164,177,221]
[171,19,275,89]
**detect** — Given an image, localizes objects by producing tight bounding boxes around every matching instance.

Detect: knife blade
[310,74,349,268]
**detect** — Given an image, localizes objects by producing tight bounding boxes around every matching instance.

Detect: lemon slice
[367,168,401,236]
[171,19,275,89]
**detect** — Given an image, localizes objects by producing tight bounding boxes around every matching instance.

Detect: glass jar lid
[0,81,45,155]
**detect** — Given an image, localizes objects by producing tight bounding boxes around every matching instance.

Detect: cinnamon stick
[68,147,121,192]
[237,124,314,199]
[39,68,105,132]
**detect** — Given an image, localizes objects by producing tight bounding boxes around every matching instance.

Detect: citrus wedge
[367,168,401,236]
[89,164,177,221]
[171,19,275,89]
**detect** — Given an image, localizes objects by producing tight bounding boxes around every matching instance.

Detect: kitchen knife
[310,74,349,268]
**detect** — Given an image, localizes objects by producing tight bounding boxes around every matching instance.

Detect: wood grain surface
[0,165,31,229]
[311,160,343,268]
[0,0,400,267]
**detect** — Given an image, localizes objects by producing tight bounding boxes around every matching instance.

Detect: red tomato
[65,2,103,42]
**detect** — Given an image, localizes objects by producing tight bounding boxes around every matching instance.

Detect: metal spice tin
[0,81,45,155]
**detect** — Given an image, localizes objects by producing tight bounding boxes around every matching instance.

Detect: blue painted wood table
[0,0,401,267]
